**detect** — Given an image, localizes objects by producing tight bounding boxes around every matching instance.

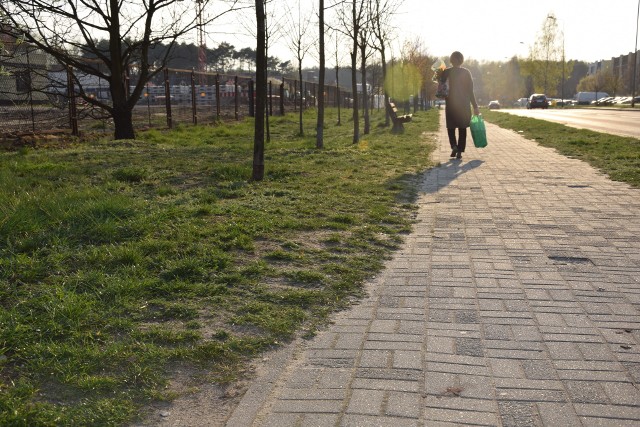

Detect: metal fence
[0,65,355,139]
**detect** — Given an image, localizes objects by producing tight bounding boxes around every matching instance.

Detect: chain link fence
[0,57,355,140]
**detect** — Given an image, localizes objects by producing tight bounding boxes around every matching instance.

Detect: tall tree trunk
[350,1,359,144]
[380,47,390,127]
[253,0,266,181]
[316,0,325,148]
[109,6,135,140]
[360,42,369,135]
[351,49,359,144]
[112,102,135,140]
[264,6,271,144]
[335,37,341,126]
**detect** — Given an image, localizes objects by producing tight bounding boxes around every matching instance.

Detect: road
[497,108,640,139]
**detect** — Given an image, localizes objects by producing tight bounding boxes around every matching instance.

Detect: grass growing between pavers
[0,107,438,425]
[483,110,640,188]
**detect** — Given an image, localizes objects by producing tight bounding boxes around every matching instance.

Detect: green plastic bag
[470,114,487,148]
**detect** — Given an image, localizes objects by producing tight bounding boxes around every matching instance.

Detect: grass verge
[0,107,438,425]
[483,110,640,187]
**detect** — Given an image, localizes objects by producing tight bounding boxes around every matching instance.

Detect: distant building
[0,29,54,104]
[587,60,610,75]
[588,49,639,95]
[612,50,639,95]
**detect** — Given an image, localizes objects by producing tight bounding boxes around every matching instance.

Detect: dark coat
[442,66,477,129]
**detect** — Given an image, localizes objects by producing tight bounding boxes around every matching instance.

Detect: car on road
[527,94,548,109]
[488,100,501,109]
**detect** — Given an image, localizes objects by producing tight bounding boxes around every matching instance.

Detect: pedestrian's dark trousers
[447,127,467,152]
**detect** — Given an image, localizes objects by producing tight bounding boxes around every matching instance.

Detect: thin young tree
[334,0,366,143]
[316,0,325,148]
[358,16,373,135]
[369,0,401,127]
[335,32,343,126]
[0,0,239,140]
[284,0,314,136]
[239,0,285,143]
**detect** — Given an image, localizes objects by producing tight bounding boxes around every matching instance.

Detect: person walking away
[441,51,480,160]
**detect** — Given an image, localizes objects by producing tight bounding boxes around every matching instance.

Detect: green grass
[483,110,640,187]
[0,107,439,425]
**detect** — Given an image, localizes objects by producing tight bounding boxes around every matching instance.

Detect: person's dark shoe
[450,149,457,158]
[456,152,462,160]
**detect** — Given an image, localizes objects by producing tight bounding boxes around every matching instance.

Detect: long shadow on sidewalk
[422,159,484,194]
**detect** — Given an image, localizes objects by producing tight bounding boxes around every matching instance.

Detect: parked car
[527,94,548,109]
[608,96,626,104]
[488,100,501,109]
[576,91,609,105]
[514,97,528,108]
[591,96,614,106]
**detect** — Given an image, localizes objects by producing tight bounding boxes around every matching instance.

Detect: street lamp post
[632,0,639,108]
[560,31,565,107]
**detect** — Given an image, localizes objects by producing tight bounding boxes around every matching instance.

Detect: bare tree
[369,0,400,127]
[401,38,430,111]
[0,1,239,140]
[334,0,367,144]
[284,0,314,136]
[358,23,372,135]
[238,0,286,143]
[357,9,374,135]
[253,0,266,181]
[527,13,563,95]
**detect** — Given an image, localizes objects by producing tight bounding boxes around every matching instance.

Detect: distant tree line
[83,39,293,76]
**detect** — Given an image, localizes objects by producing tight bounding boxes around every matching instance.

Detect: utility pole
[196,0,206,85]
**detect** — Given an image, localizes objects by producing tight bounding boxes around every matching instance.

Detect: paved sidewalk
[225,112,640,426]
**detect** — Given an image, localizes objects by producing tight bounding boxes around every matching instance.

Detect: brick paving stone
[278,388,347,401]
[351,378,420,392]
[393,350,423,370]
[564,381,610,404]
[298,414,339,427]
[385,391,422,418]
[574,403,640,420]
[345,389,384,415]
[342,414,420,427]
[424,395,497,413]
[226,113,640,426]
[261,413,300,426]
[498,401,538,427]
[602,382,640,406]
[536,402,582,426]
[425,407,500,426]
[271,399,343,414]
[489,358,526,378]
[359,349,391,368]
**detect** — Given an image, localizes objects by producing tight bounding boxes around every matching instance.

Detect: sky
[217,0,640,66]
[392,0,640,63]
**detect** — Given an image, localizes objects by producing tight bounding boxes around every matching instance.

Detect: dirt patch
[132,362,257,427]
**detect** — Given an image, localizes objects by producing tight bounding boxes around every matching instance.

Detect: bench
[387,101,412,133]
